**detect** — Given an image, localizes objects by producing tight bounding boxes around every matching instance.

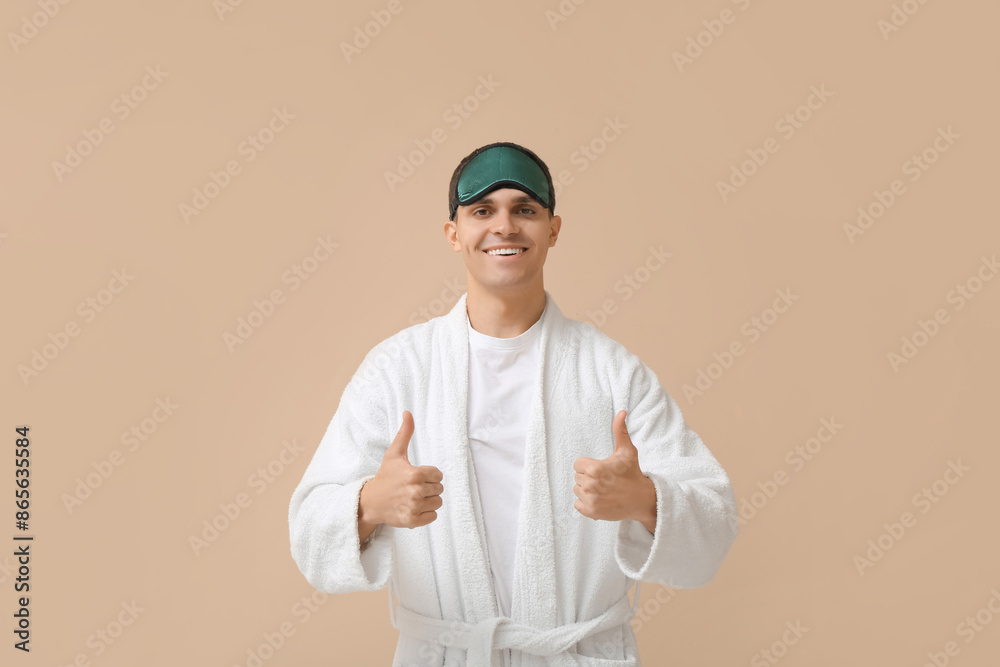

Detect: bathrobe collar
[439,289,567,627]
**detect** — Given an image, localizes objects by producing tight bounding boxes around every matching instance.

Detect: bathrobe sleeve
[288,347,395,594]
[613,355,739,588]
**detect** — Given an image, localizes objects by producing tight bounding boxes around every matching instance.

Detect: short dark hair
[448,141,556,221]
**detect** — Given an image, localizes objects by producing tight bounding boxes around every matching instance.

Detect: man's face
[444,187,561,296]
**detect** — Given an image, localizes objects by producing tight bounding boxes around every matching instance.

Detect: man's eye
[471,206,534,216]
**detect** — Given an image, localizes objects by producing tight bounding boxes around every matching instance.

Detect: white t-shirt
[466,307,543,619]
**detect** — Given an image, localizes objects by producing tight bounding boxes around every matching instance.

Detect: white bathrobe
[288,290,739,666]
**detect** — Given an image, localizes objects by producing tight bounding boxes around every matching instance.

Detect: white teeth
[486,248,524,255]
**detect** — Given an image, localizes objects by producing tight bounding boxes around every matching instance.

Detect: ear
[549,214,562,246]
[443,219,460,251]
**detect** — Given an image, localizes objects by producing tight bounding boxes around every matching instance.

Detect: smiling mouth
[483,248,528,256]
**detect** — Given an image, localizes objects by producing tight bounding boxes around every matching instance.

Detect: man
[288,141,739,666]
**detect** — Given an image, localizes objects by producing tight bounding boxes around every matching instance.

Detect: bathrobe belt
[389,578,643,666]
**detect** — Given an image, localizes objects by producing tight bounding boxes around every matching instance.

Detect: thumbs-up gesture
[362,410,444,530]
[572,410,657,533]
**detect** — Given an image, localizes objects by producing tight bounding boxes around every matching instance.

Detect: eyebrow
[471,195,538,206]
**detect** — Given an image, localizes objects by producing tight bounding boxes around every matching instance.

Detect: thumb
[612,409,636,456]
[386,410,414,463]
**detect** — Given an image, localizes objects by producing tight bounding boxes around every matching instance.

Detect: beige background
[2,1,999,665]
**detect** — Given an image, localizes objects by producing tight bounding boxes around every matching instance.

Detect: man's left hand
[573,409,657,534]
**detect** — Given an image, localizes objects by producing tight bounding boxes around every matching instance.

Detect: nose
[490,208,520,235]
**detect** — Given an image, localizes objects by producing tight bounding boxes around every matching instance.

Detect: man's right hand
[359,410,444,534]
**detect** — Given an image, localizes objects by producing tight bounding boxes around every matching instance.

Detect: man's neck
[466,286,546,339]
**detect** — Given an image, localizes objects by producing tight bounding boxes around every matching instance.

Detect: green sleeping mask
[451,146,552,220]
